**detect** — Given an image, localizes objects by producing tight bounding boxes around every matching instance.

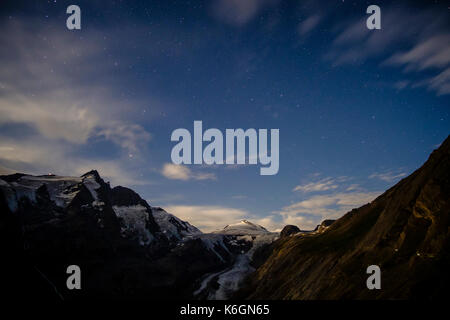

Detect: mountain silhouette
[237,136,450,300]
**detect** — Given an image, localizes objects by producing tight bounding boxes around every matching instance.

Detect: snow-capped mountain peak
[0,170,202,246]
[213,219,269,235]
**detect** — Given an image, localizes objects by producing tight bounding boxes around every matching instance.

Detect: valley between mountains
[1,136,449,300]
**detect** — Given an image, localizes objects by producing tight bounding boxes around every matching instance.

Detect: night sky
[0,0,449,231]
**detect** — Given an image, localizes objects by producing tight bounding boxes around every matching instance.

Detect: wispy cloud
[278,191,381,230]
[326,4,450,95]
[297,14,321,36]
[0,19,163,186]
[293,177,338,193]
[161,163,216,181]
[251,215,283,232]
[411,67,450,96]
[277,174,381,230]
[384,34,450,95]
[0,20,154,151]
[163,179,381,231]
[345,184,361,192]
[0,136,149,186]
[211,0,278,26]
[164,204,283,232]
[369,170,407,183]
[328,7,422,64]
[385,34,450,72]
[164,205,249,232]
[394,80,410,90]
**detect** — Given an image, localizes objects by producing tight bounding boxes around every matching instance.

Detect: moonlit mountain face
[0,0,448,234]
[1,136,449,300]
[238,137,450,300]
[0,0,449,304]
[0,171,278,300]
[213,220,270,235]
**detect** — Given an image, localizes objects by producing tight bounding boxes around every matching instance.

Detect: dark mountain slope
[239,136,450,300]
[0,169,276,300]
[0,170,233,299]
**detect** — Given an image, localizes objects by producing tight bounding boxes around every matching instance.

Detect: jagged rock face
[0,169,279,300]
[152,207,201,241]
[280,225,301,238]
[0,170,234,300]
[313,219,336,233]
[0,170,164,246]
[110,186,162,246]
[238,136,450,300]
[0,171,133,300]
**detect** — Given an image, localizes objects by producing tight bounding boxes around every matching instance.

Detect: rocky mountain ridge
[2,136,448,300]
[0,171,278,300]
[237,136,450,300]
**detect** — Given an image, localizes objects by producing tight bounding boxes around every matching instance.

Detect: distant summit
[239,135,450,300]
[213,219,269,235]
